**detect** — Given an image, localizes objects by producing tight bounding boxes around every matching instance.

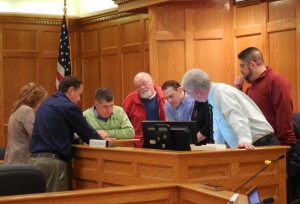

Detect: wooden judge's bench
[72,144,289,204]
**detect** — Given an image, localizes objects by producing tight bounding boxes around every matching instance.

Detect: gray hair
[181,68,211,91]
[95,87,114,102]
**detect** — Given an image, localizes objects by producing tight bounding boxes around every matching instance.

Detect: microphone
[233,155,285,193]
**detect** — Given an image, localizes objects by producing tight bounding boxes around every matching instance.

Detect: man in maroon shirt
[234,47,297,203]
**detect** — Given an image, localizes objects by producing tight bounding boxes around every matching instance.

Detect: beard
[244,66,253,82]
[140,90,153,99]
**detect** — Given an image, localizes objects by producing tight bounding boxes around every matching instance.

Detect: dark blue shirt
[141,94,159,120]
[29,91,100,161]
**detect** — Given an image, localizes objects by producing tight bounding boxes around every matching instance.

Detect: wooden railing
[0,183,251,204]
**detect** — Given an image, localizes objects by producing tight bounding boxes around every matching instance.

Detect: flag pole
[55,0,72,92]
[64,0,72,70]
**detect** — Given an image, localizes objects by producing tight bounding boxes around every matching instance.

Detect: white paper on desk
[89,139,107,147]
[190,144,226,151]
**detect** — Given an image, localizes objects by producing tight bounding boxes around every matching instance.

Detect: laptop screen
[247,186,261,204]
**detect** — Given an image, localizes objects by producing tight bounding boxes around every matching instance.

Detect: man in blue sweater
[29,76,104,192]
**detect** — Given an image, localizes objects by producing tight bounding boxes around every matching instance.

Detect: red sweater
[122,85,166,147]
[245,67,296,145]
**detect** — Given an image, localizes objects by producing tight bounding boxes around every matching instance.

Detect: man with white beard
[122,72,166,147]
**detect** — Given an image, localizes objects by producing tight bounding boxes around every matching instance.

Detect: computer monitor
[246,186,261,204]
[142,121,197,151]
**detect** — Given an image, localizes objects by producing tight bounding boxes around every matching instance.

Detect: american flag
[55,15,71,92]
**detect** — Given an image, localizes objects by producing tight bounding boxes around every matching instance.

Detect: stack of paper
[190,144,226,151]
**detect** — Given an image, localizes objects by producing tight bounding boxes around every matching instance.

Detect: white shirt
[208,82,273,148]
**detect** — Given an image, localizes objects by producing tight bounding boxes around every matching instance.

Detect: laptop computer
[246,186,261,204]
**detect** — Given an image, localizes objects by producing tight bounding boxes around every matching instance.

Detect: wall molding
[0,11,135,26]
[78,12,135,25]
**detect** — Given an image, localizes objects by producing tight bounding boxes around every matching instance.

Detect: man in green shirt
[83,87,134,139]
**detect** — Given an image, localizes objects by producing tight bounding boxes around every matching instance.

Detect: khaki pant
[28,156,68,192]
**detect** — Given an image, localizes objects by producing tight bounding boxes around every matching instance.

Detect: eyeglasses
[135,80,151,90]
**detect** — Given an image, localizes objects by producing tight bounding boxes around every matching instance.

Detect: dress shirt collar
[93,106,113,122]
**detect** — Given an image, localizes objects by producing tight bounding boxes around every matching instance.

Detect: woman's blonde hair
[12,82,47,113]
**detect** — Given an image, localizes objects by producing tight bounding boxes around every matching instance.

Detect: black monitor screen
[142,121,197,151]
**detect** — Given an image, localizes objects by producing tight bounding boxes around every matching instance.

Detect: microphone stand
[234,164,270,193]
[229,155,284,204]
[234,155,285,193]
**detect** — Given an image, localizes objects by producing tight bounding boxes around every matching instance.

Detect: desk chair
[290,113,300,202]
[0,164,46,196]
[293,113,300,140]
[0,147,5,160]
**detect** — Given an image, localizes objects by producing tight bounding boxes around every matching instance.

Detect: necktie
[208,103,214,143]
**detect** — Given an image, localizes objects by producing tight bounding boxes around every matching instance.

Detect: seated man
[122,72,166,147]
[84,87,134,140]
[161,80,194,121]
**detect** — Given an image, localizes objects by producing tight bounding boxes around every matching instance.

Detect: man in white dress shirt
[181,68,280,150]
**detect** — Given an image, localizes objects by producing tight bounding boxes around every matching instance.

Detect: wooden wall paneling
[121,51,143,101]
[192,7,226,83]
[121,14,150,99]
[122,20,142,46]
[149,4,187,86]
[0,28,4,146]
[223,3,235,84]
[121,19,144,102]
[120,16,149,100]
[156,41,185,86]
[82,57,100,110]
[268,0,295,22]
[99,23,120,105]
[81,26,100,110]
[2,29,36,51]
[2,26,39,125]
[69,30,82,79]
[69,29,84,109]
[296,0,300,112]
[233,2,265,92]
[97,15,149,104]
[268,0,298,112]
[143,18,150,74]
[185,9,194,70]
[40,30,60,94]
[235,3,265,28]
[3,58,37,120]
[194,40,224,82]
[233,2,265,56]
[121,14,149,98]
[101,54,122,105]
[269,31,297,110]
[150,2,232,86]
[100,24,119,50]
[81,27,99,52]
